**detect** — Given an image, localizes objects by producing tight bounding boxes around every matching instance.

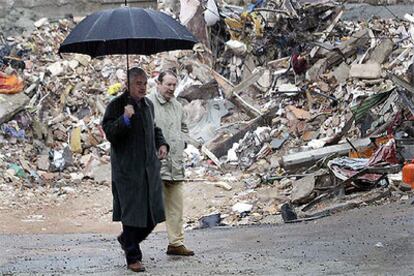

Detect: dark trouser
[121,214,155,265]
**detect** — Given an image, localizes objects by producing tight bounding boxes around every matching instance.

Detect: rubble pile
[0,1,413,227]
[184,1,414,226]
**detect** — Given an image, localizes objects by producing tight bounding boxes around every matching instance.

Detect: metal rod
[127,53,130,92]
[125,0,129,91]
[346,138,360,158]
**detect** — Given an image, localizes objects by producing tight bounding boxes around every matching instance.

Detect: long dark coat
[102,91,167,227]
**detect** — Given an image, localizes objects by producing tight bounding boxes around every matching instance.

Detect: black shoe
[117,234,126,251]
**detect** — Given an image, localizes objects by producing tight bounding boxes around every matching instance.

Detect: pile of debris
[0,0,413,227]
[181,1,414,227]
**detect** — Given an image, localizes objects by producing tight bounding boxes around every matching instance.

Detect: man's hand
[124,105,135,118]
[158,145,168,159]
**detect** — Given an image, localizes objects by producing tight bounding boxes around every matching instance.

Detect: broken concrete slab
[0,93,30,125]
[307,29,370,81]
[281,138,372,171]
[349,63,382,79]
[332,62,350,83]
[177,80,219,102]
[367,38,394,64]
[304,188,391,217]
[291,175,316,204]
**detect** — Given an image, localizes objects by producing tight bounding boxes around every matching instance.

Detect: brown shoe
[167,245,194,256]
[127,261,146,272]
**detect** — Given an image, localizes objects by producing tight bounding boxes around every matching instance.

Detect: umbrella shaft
[127,54,130,92]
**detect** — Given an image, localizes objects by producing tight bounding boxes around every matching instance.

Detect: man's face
[129,74,147,100]
[157,74,177,101]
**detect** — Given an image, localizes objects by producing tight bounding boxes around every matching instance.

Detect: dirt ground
[0,180,245,235]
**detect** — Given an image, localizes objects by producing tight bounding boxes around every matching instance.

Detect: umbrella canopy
[58,7,197,57]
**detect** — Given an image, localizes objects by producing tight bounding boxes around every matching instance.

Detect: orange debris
[0,72,24,94]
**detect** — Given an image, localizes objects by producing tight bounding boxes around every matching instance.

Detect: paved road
[0,200,413,275]
[343,4,414,21]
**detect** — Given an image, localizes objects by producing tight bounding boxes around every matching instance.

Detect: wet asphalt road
[0,200,413,275]
[343,4,414,21]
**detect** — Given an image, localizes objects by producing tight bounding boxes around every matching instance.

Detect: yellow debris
[70,127,82,153]
[107,83,122,95]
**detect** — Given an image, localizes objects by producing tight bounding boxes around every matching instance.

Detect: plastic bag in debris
[254,127,271,145]
[204,0,220,26]
[1,121,25,139]
[8,163,26,178]
[51,147,73,172]
[232,202,253,213]
[225,40,247,56]
[184,144,201,167]
[227,142,239,162]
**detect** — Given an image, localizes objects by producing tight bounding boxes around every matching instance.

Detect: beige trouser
[162,180,184,247]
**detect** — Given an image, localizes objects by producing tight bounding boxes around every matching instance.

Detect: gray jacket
[147,90,188,181]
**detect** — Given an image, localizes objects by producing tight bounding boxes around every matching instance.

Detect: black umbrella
[58,2,197,88]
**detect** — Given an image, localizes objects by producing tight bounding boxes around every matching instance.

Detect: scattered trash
[0,71,24,94]
[232,202,253,214]
[107,83,122,96]
[198,213,222,228]
[281,203,297,223]
[8,163,26,178]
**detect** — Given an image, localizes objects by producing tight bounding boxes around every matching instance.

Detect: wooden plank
[211,69,263,118]
[201,145,222,169]
[232,92,262,118]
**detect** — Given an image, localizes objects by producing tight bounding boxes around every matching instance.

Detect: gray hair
[127,67,147,81]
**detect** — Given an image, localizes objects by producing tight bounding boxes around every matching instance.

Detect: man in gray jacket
[147,70,194,256]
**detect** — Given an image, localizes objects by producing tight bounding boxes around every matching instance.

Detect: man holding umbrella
[58,3,198,272]
[102,67,169,272]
